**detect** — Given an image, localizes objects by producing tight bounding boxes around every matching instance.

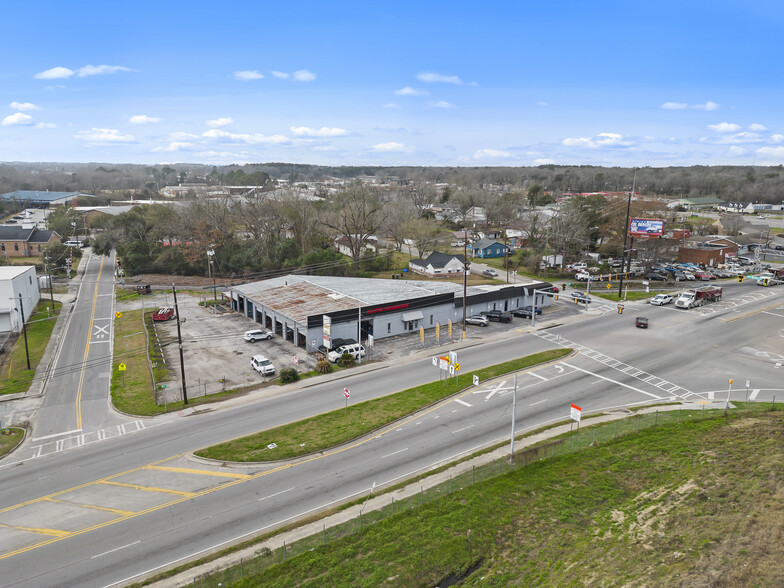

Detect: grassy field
[0,300,61,395]
[0,428,25,458]
[193,407,784,587]
[196,348,572,462]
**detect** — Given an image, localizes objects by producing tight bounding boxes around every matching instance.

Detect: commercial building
[0,266,40,333]
[229,274,554,352]
[0,191,95,207]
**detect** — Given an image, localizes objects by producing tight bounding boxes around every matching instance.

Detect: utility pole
[18,294,30,370]
[44,254,54,309]
[172,284,188,405]
[462,231,468,340]
[509,374,517,460]
[617,169,636,298]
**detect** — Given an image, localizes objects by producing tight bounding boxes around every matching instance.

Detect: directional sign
[294,356,299,365]
[115,312,122,318]
[432,356,438,367]
[473,375,479,386]
[343,388,350,398]
[449,364,455,375]
[118,363,127,372]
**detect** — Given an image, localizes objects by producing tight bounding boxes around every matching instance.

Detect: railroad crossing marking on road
[93,324,109,338]
[473,379,512,401]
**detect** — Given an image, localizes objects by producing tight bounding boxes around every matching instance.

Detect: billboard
[629,218,664,238]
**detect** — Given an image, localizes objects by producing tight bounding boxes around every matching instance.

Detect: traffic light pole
[172,284,188,405]
[617,169,636,298]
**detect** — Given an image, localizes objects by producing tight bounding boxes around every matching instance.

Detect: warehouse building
[0,190,95,207]
[229,275,555,352]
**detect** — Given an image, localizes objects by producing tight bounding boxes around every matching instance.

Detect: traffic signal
[737,275,744,283]
[562,283,567,291]
[554,294,558,300]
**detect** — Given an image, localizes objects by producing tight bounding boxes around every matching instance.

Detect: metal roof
[0,266,35,280]
[1,191,94,202]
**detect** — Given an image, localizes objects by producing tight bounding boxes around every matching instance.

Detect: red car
[152,307,176,321]
[693,272,714,281]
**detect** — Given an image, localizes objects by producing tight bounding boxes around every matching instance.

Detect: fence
[186,401,779,586]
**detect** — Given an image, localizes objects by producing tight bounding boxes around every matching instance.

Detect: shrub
[316,359,334,374]
[337,352,356,368]
[279,368,300,384]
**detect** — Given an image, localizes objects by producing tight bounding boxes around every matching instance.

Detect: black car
[512,306,543,318]
[481,310,513,322]
[635,316,649,329]
[317,337,356,355]
[647,272,667,281]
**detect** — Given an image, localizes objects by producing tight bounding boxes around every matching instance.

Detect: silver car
[466,315,489,326]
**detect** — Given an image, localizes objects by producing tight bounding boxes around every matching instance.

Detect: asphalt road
[1,278,784,586]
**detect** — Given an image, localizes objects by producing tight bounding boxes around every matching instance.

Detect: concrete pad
[0,500,118,533]
[57,483,175,513]
[0,525,51,555]
[111,468,239,494]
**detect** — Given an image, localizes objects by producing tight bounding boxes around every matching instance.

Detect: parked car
[635,316,649,329]
[693,271,714,281]
[481,310,513,322]
[570,292,591,304]
[672,271,687,281]
[646,272,667,281]
[317,338,356,355]
[574,271,593,282]
[250,354,276,375]
[568,262,588,272]
[152,307,176,321]
[244,329,273,342]
[465,315,489,327]
[482,268,498,277]
[681,271,696,281]
[512,306,543,318]
[650,294,673,306]
[327,343,366,363]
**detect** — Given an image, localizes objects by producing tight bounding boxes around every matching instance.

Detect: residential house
[469,238,510,259]
[408,252,467,278]
[334,235,380,257]
[0,227,61,257]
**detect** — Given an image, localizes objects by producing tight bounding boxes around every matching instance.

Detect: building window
[1,244,4,251]
[14,243,18,251]
[430,315,433,325]
[387,322,391,334]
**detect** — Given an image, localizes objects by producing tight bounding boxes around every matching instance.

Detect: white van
[327,343,366,363]
[64,240,82,248]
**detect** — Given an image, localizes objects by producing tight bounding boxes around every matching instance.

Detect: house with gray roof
[0,227,60,257]
[408,252,466,278]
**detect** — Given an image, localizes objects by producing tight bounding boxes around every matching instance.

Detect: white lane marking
[750,389,761,400]
[708,391,715,400]
[55,440,65,452]
[258,487,296,502]
[31,445,43,458]
[554,364,564,373]
[453,424,475,434]
[561,363,663,399]
[91,540,141,559]
[380,448,409,459]
[529,398,548,406]
[32,428,84,442]
[762,311,784,318]
[455,398,472,407]
[136,420,146,430]
[89,340,111,344]
[528,372,548,381]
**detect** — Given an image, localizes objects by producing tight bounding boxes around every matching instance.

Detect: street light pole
[172,284,188,405]
[618,169,636,298]
[17,294,30,370]
[462,232,468,340]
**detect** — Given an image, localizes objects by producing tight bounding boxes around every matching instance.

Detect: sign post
[343,387,350,416]
[570,403,582,446]
[118,362,127,387]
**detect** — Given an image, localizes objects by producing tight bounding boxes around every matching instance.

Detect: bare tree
[404,217,447,260]
[322,186,385,259]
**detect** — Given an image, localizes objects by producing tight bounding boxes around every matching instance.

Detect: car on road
[512,306,542,318]
[574,271,593,281]
[635,316,649,329]
[649,294,673,306]
[327,343,366,363]
[244,329,273,342]
[465,315,489,326]
[481,309,513,322]
[152,307,176,321]
[250,354,276,375]
[570,292,591,304]
[482,268,498,277]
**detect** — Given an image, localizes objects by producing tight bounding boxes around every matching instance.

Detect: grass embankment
[216,407,784,587]
[0,428,25,458]
[110,308,250,416]
[0,300,61,396]
[196,348,572,462]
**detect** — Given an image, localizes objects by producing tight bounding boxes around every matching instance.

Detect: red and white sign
[343,388,350,398]
[294,356,299,365]
[570,403,582,422]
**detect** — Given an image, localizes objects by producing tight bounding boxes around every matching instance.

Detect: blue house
[469,238,510,259]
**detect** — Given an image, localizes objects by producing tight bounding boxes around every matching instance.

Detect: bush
[316,359,334,374]
[279,368,300,384]
[337,352,356,368]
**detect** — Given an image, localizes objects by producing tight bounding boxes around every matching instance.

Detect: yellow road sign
[455,363,461,371]
[115,312,122,318]
[118,363,127,372]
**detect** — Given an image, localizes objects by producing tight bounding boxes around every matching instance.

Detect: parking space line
[144,466,250,479]
[100,481,196,497]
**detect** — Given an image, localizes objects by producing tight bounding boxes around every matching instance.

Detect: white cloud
[206,117,233,128]
[474,148,513,159]
[661,102,688,110]
[169,131,199,140]
[699,132,763,145]
[661,101,719,111]
[417,72,463,84]
[271,71,289,79]
[35,122,56,129]
[395,86,427,96]
[74,128,136,143]
[382,103,399,108]
[10,101,39,111]
[77,64,133,77]
[726,146,748,156]
[290,126,348,137]
[233,69,264,81]
[707,122,740,133]
[694,101,719,111]
[2,113,33,126]
[537,101,549,107]
[202,128,289,144]
[749,123,767,131]
[755,146,784,160]
[152,142,193,152]
[370,142,405,152]
[129,114,161,125]
[533,158,555,165]
[771,134,784,143]
[562,132,626,148]
[292,69,316,82]
[430,101,455,109]
[35,66,74,79]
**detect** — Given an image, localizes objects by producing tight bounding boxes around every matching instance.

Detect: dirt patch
[124,273,248,288]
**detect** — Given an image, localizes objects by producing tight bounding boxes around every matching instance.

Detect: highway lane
[3,283,784,585]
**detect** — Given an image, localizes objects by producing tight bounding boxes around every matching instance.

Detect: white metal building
[0,266,40,333]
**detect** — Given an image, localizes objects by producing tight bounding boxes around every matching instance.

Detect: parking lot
[117,291,594,404]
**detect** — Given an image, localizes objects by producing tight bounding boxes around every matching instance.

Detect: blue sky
[2,1,784,167]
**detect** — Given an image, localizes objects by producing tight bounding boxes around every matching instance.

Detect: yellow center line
[99,481,196,497]
[75,254,105,430]
[144,465,250,479]
[44,497,135,517]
